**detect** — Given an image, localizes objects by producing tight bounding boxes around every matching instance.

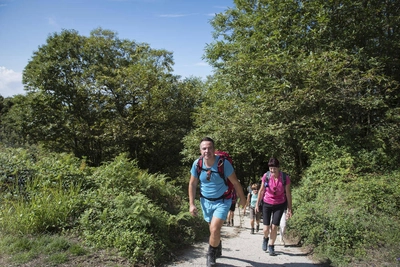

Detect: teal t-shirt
[250,192,258,208]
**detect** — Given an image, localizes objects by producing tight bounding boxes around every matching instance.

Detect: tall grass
[0,182,82,235]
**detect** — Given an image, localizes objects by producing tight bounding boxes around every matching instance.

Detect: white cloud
[194,62,209,66]
[0,67,25,98]
[48,16,59,27]
[158,13,195,18]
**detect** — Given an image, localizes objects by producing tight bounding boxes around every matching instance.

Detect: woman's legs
[269,224,278,245]
[262,202,285,255]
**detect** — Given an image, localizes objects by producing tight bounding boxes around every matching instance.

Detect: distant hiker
[244,183,262,234]
[188,137,246,267]
[226,189,237,226]
[256,157,292,256]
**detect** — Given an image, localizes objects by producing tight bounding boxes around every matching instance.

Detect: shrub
[290,151,400,266]
[79,154,208,266]
[0,146,91,235]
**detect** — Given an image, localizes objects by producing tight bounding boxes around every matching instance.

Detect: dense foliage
[291,145,400,266]
[182,0,400,185]
[0,146,208,266]
[0,28,203,178]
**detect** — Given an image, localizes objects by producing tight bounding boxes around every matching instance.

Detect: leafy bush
[0,147,208,266]
[79,154,208,266]
[290,151,400,266]
[0,146,92,234]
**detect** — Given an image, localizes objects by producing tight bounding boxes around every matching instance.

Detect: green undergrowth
[0,234,87,266]
[0,146,208,266]
[289,148,400,266]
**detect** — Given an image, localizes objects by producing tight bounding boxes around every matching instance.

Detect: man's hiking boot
[251,228,255,234]
[206,245,217,266]
[256,224,260,232]
[262,237,269,251]
[268,245,277,256]
[216,241,222,258]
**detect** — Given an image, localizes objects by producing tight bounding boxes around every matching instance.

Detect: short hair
[251,183,259,190]
[200,137,215,147]
[268,157,280,168]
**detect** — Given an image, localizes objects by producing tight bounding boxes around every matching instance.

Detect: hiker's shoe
[268,245,277,256]
[262,237,269,251]
[251,228,255,234]
[256,224,260,232]
[206,253,216,266]
[206,246,217,266]
[216,241,222,258]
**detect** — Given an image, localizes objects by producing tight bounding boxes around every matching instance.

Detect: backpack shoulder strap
[263,171,270,188]
[217,155,228,185]
[196,156,203,178]
[281,172,286,186]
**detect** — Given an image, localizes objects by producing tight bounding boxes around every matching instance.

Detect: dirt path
[163,208,322,267]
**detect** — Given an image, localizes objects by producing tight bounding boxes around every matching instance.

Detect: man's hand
[189,204,198,217]
[238,198,246,209]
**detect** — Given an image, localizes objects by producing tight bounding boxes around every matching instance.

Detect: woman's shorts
[262,202,286,226]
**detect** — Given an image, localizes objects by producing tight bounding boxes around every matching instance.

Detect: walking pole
[238,198,245,228]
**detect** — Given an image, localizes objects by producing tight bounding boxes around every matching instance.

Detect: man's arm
[227,172,246,208]
[188,175,199,216]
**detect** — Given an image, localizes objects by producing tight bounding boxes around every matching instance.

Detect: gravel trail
[163,208,323,267]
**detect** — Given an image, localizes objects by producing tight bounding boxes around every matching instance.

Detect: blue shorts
[200,197,232,223]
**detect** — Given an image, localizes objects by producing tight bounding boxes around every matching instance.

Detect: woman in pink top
[255,157,292,256]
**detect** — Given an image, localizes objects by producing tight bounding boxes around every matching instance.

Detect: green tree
[0,95,28,146]
[10,28,202,174]
[183,0,400,182]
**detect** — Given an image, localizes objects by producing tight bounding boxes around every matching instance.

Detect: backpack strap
[217,156,228,186]
[196,155,228,185]
[264,171,286,188]
[196,156,203,178]
[197,155,233,200]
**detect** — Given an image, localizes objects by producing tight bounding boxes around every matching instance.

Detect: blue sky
[0,0,233,98]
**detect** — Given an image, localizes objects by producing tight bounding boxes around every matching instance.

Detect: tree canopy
[3,28,203,175]
[182,0,400,184]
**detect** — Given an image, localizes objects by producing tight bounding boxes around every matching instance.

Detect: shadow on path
[217,255,320,267]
